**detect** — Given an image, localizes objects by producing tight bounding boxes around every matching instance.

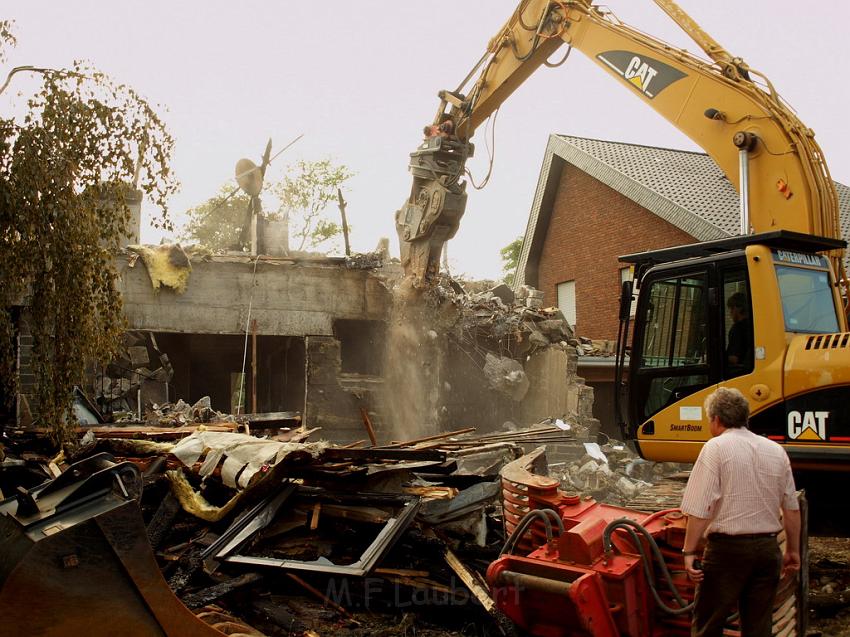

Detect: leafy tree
[272,159,353,251]
[181,184,253,251]
[0,22,177,442]
[500,236,523,286]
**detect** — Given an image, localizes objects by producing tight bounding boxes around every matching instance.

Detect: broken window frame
[206,485,421,577]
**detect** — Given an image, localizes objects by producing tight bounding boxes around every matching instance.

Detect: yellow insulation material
[166,469,242,522]
[128,244,192,293]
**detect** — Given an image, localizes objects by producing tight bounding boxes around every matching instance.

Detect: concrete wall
[117,256,393,336]
[113,256,396,441]
[442,347,520,432]
[522,346,597,430]
[304,336,369,442]
[536,165,693,340]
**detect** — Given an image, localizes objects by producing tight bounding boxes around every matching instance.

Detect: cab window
[637,273,709,419]
[640,275,707,368]
[722,269,753,379]
[775,265,839,333]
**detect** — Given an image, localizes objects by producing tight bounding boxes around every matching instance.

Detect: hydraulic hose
[602,517,694,615]
[500,508,564,557]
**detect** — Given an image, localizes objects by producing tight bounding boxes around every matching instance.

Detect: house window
[557,280,576,328]
[620,267,637,316]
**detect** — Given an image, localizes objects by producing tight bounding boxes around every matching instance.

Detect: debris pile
[0,413,696,636]
[452,282,575,357]
[0,273,683,635]
[573,336,617,357]
[549,438,687,506]
[92,330,174,418]
[422,280,602,444]
[344,250,387,270]
[808,537,850,633]
[143,396,240,427]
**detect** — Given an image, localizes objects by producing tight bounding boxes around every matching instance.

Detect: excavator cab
[615,230,848,466]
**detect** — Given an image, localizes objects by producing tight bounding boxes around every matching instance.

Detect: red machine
[486,449,801,637]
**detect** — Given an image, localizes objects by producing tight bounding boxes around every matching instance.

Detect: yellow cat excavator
[395,0,849,470]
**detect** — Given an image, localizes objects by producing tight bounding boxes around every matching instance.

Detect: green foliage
[184,159,353,254]
[272,159,353,251]
[181,184,253,251]
[500,236,523,286]
[0,25,177,441]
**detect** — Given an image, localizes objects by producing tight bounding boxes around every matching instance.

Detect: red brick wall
[537,165,694,340]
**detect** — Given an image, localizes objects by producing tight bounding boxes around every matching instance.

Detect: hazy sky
[5,2,850,279]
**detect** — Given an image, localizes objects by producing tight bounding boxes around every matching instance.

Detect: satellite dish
[235,158,263,197]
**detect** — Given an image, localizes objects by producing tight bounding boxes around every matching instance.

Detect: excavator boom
[396,0,842,285]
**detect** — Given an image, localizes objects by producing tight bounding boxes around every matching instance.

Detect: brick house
[516,134,850,434]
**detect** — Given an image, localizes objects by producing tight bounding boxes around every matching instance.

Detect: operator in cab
[725,292,753,372]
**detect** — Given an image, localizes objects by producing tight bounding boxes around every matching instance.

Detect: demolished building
[11,243,601,453]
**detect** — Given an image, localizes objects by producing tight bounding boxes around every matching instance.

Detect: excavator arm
[396,0,842,285]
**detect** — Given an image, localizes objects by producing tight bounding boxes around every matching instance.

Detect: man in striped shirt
[680,387,801,637]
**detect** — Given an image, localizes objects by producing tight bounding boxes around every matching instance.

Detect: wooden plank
[322,447,445,462]
[309,502,322,530]
[374,568,430,578]
[382,575,455,595]
[321,504,390,524]
[444,548,495,612]
[286,573,348,616]
[247,411,301,424]
[279,427,321,443]
[403,486,459,499]
[382,427,476,448]
[83,423,236,439]
[359,406,378,446]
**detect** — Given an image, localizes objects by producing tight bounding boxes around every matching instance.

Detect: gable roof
[517,134,850,286]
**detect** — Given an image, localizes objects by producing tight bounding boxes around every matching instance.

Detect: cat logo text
[596,50,687,99]
[787,410,828,441]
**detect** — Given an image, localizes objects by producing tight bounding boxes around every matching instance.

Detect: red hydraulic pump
[486,448,802,637]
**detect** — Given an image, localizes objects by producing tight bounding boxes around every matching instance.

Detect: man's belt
[708,532,779,540]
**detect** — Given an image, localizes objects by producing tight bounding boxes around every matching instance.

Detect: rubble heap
[452,282,575,358]
[402,277,601,440]
[143,396,240,427]
[0,414,694,636]
[550,437,687,507]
